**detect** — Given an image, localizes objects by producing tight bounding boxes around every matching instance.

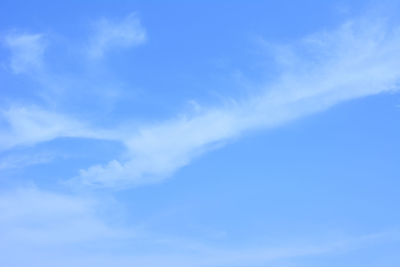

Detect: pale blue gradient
[1,1,400,266]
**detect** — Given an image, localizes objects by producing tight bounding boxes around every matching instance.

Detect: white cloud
[77,19,400,188]
[87,13,146,59]
[2,18,400,188]
[78,108,241,187]
[0,105,117,150]
[3,33,46,74]
[0,152,55,170]
[0,185,397,267]
[0,187,130,246]
[0,187,397,267]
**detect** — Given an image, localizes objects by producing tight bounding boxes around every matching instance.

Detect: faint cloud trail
[1,15,400,189]
[77,18,400,188]
[87,12,147,59]
[3,33,46,74]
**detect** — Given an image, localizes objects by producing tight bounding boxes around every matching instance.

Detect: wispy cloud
[0,187,130,246]
[0,187,398,266]
[0,105,116,150]
[3,33,46,74]
[2,8,399,267]
[76,18,400,188]
[128,231,400,267]
[1,17,400,188]
[0,152,54,170]
[87,13,146,59]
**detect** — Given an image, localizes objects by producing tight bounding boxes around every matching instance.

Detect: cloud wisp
[3,33,46,74]
[87,13,146,59]
[1,11,400,267]
[0,187,126,245]
[76,19,400,188]
[2,17,400,189]
[0,186,397,267]
[0,105,117,151]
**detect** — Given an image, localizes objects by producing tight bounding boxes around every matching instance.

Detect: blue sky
[1,1,400,266]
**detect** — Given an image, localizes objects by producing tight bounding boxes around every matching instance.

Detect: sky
[1,1,400,266]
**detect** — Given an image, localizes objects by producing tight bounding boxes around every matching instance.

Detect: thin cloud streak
[1,17,399,189]
[0,186,397,267]
[87,13,146,59]
[3,33,46,74]
[0,187,130,245]
[77,18,400,188]
[0,106,117,150]
[0,152,54,170]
